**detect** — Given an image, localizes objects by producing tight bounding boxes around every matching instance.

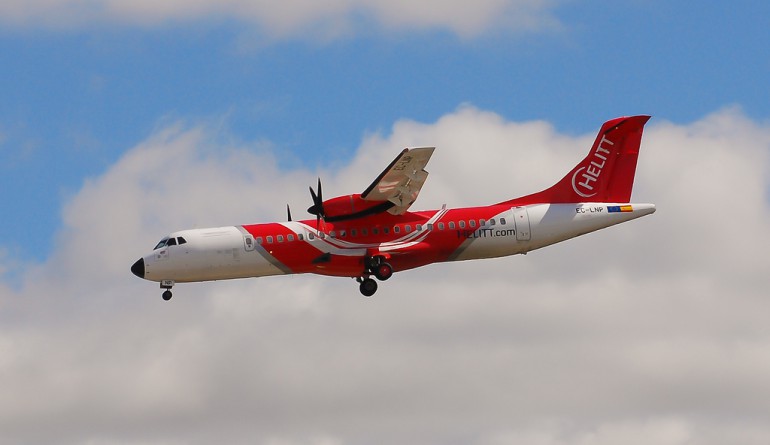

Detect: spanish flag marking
[608,205,633,213]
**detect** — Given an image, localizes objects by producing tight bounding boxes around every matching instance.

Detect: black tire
[359,278,378,297]
[162,290,173,301]
[373,262,393,281]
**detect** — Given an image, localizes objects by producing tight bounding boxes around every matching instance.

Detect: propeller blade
[306,178,325,234]
[307,177,325,217]
[308,188,319,215]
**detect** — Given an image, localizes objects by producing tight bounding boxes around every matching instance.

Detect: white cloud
[483,418,692,445]
[1,107,769,444]
[0,0,560,38]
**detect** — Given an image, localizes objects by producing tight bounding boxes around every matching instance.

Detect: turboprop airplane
[131,115,655,300]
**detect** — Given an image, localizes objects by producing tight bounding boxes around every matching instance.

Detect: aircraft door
[512,207,531,241]
[244,233,256,251]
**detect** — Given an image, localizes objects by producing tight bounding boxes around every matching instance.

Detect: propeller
[307,177,325,230]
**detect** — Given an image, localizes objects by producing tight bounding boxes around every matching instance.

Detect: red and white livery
[131,116,655,299]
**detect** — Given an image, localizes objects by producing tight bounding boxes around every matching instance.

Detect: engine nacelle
[314,194,393,221]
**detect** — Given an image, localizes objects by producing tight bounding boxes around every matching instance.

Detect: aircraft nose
[131,258,145,278]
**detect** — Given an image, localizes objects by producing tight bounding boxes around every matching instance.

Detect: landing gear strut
[160,280,175,301]
[357,255,394,296]
[366,255,393,281]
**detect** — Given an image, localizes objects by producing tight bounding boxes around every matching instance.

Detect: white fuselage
[137,203,655,284]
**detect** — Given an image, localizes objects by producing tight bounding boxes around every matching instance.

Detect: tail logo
[571,134,614,198]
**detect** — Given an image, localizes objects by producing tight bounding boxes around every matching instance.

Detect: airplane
[131,115,655,300]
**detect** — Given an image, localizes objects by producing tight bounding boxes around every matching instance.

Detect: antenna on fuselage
[287,204,292,222]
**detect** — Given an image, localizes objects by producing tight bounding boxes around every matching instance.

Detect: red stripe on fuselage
[242,205,511,278]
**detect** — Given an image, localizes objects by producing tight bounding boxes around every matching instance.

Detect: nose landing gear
[160,280,175,301]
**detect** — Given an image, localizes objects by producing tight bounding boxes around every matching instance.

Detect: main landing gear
[358,277,378,297]
[357,256,393,297]
[160,280,174,301]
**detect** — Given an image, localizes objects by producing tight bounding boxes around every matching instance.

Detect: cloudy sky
[1,1,769,444]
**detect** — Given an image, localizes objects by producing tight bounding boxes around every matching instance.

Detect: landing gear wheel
[373,262,393,281]
[162,290,173,301]
[359,278,378,297]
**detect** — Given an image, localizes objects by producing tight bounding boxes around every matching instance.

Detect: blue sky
[2,1,769,264]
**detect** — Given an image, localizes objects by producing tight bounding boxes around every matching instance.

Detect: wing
[361,147,435,215]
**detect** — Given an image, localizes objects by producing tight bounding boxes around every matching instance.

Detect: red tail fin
[505,115,651,205]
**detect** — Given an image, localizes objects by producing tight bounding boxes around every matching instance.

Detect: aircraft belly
[180,250,285,282]
[449,235,522,262]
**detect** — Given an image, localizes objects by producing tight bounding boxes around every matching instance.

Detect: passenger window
[405,225,412,233]
[490,219,496,226]
[449,222,455,229]
[267,236,274,244]
[372,228,379,235]
[339,230,346,238]
[459,221,466,229]
[319,232,326,239]
[500,218,507,225]
[470,220,477,228]
[167,238,177,246]
[416,224,423,231]
[361,228,368,236]
[329,231,336,238]
[256,237,263,245]
[288,234,295,242]
[308,233,315,240]
[298,234,304,241]
[177,237,187,245]
[480,219,486,227]
[438,222,445,230]
[351,229,358,237]
[383,227,389,234]
[394,226,401,234]
[427,224,433,231]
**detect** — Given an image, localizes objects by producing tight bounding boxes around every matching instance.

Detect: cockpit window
[177,237,187,245]
[167,238,177,246]
[153,237,170,250]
